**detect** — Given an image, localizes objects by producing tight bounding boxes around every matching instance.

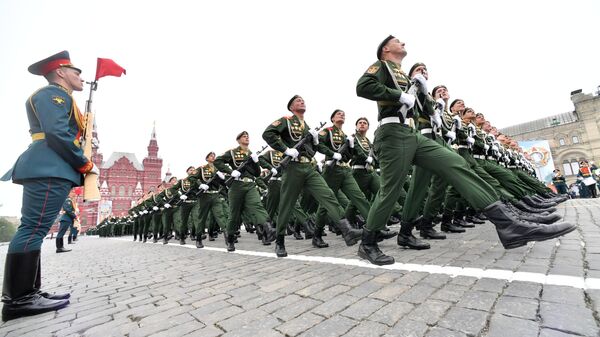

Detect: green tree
[0,217,17,243]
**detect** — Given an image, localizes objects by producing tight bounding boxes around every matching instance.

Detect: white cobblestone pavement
[1,198,600,337]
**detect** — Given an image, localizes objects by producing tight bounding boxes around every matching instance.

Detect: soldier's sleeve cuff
[77,161,93,174]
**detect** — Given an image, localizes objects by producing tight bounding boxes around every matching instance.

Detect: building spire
[151,121,157,140]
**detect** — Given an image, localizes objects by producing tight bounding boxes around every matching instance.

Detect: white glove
[271,168,278,175]
[366,156,373,164]
[231,170,241,178]
[152,206,159,211]
[143,210,148,214]
[309,129,319,145]
[250,153,259,163]
[284,147,299,158]
[347,137,354,148]
[484,144,490,151]
[431,112,442,129]
[435,98,445,112]
[515,160,520,165]
[180,194,188,200]
[445,131,456,141]
[317,162,323,172]
[452,116,462,129]
[399,93,416,110]
[216,171,225,180]
[164,203,171,209]
[492,145,499,152]
[332,152,342,161]
[412,73,428,94]
[133,214,138,218]
[88,163,100,175]
[199,184,209,191]
[466,137,475,145]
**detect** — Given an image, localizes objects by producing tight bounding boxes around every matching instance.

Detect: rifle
[275,121,327,171]
[225,145,269,186]
[82,82,100,202]
[383,61,422,120]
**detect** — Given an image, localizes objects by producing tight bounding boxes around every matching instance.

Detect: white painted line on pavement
[111,237,600,290]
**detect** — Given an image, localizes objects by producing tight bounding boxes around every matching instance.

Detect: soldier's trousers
[196,192,228,234]
[57,219,72,239]
[226,181,268,235]
[277,162,344,236]
[149,213,161,238]
[8,178,72,253]
[513,169,550,195]
[265,179,282,223]
[481,160,530,200]
[316,165,370,230]
[366,124,497,232]
[173,202,194,237]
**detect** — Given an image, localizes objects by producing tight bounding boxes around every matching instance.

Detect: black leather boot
[34,256,70,300]
[377,228,398,241]
[358,229,395,266]
[67,235,72,244]
[465,208,485,224]
[337,219,363,246]
[505,203,562,224]
[286,222,294,235]
[275,235,287,257]
[2,251,69,321]
[196,236,203,248]
[419,217,446,240]
[440,213,465,233]
[312,227,329,248]
[513,200,551,214]
[302,221,314,239]
[397,221,430,249]
[293,223,304,240]
[483,201,576,249]
[453,211,475,228]
[262,222,276,244]
[179,237,186,245]
[133,234,137,241]
[522,196,557,210]
[225,233,235,252]
[55,238,71,253]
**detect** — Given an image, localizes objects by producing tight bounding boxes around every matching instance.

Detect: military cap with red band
[28,50,82,76]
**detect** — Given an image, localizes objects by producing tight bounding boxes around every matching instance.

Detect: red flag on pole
[95,58,126,80]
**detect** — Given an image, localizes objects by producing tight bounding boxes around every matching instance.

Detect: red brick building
[74,124,164,232]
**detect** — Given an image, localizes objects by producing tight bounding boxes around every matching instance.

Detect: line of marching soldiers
[94,82,568,264]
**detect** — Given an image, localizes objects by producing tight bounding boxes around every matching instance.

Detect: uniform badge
[271,120,282,127]
[51,96,66,106]
[366,66,379,74]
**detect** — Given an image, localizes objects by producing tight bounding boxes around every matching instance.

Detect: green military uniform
[214,145,271,250]
[315,125,371,234]
[263,112,362,256]
[193,163,229,248]
[170,173,198,244]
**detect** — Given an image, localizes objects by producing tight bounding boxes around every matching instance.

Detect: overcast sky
[1,0,599,216]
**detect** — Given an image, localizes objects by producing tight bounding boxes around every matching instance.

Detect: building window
[562,162,573,176]
[119,186,125,197]
[572,136,579,144]
[128,186,133,196]
[111,186,116,196]
[570,161,580,175]
[559,138,566,146]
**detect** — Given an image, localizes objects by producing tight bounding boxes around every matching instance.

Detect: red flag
[95,58,126,80]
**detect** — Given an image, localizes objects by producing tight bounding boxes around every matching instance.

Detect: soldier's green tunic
[263,114,346,236]
[356,59,498,232]
[193,163,229,235]
[215,146,268,235]
[171,173,198,239]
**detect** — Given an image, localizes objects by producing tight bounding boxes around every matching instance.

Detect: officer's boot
[34,256,70,300]
[225,233,235,252]
[419,217,446,240]
[286,222,294,235]
[355,215,366,229]
[2,251,69,321]
[179,236,186,245]
[440,213,465,233]
[376,227,398,242]
[453,211,474,228]
[483,201,575,249]
[275,234,287,257]
[521,196,557,211]
[196,235,203,248]
[163,233,170,245]
[293,223,303,240]
[72,233,78,242]
[465,208,485,224]
[142,233,147,243]
[302,220,314,239]
[255,223,265,242]
[262,222,276,244]
[358,228,395,266]
[55,238,71,253]
[307,219,321,236]
[527,195,557,208]
[397,220,430,249]
[337,218,363,246]
[133,233,137,242]
[311,227,329,248]
[505,203,562,224]
[67,235,72,244]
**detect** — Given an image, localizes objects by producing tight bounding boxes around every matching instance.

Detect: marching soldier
[56,189,78,253]
[262,95,362,257]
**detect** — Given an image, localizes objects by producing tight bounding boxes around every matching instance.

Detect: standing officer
[56,189,79,253]
[355,36,575,265]
[262,95,363,257]
[0,51,99,320]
